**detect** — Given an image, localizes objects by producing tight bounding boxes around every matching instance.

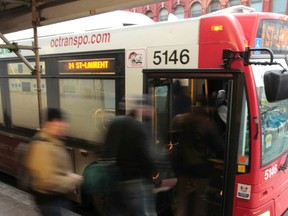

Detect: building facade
[127,0,288,21]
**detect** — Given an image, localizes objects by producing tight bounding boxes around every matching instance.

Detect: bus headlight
[258,211,270,216]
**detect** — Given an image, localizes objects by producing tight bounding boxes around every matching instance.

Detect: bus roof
[3,10,154,41]
[202,5,255,17]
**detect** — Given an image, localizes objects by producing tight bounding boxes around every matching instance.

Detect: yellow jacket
[24,130,79,195]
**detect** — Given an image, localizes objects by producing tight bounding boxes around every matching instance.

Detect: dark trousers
[33,191,70,216]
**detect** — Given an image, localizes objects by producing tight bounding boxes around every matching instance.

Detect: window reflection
[0,84,4,124]
[259,87,288,165]
[8,62,45,75]
[252,61,288,165]
[209,0,221,13]
[9,79,47,129]
[59,79,115,142]
[191,2,202,17]
[146,10,154,20]
[175,5,185,19]
[159,8,169,21]
[250,0,263,12]
[272,0,288,14]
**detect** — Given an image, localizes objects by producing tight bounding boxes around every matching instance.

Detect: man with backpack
[23,108,83,216]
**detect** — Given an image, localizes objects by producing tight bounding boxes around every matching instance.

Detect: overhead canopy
[0,0,166,126]
[0,0,164,34]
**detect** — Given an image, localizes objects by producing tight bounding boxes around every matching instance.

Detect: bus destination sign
[59,58,115,74]
[257,19,288,54]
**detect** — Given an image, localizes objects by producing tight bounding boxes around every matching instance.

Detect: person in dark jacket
[103,100,157,216]
[171,106,224,216]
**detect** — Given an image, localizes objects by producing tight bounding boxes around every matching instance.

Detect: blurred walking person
[103,98,157,216]
[24,108,83,216]
[171,106,224,216]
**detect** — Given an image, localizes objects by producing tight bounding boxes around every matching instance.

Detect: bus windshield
[252,59,288,166]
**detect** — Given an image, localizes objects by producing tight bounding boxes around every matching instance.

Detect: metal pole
[32,0,43,128]
[0,33,35,72]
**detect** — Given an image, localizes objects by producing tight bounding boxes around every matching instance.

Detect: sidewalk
[0,181,80,216]
[0,177,177,216]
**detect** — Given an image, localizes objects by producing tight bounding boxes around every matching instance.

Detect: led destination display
[59,58,115,74]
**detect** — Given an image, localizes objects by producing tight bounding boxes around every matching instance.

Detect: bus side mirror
[264,70,288,102]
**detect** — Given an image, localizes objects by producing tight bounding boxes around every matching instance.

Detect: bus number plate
[147,45,196,69]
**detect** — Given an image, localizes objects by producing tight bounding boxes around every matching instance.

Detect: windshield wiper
[279,154,288,172]
[261,105,278,115]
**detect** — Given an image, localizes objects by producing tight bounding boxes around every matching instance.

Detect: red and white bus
[0,6,287,216]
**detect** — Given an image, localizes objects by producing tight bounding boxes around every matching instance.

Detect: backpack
[15,136,48,192]
[81,160,120,194]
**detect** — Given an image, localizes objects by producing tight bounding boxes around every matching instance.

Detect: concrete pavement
[0,180,80,216]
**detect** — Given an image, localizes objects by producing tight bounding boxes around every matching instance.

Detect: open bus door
[143,69,245,216]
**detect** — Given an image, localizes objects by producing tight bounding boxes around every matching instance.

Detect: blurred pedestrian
[214,89,228,136]
[24,108,83,216]
[103,97,157,216]
[171,106,224,216]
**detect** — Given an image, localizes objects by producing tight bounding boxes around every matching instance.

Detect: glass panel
[252,59,288,165]
[148,76,228,216]
[255,19,288,55]
[273,0,288,14]
[0,84,4,124]
[210,0,221,12]
[260,91,288,164]
[237,92,250,167]
[146,10,154,20]
[154,84,169,152]
[191,2,202,17]
[146,71,251,215]
[59,79,115,143]
[250,0,263,12]
[175,5,185,19]
[159,8,168,21]
[9,78,47,129]
[8,62,46,75]
[229,0,241,6]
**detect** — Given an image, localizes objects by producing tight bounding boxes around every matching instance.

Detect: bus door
[143,69,245,216]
